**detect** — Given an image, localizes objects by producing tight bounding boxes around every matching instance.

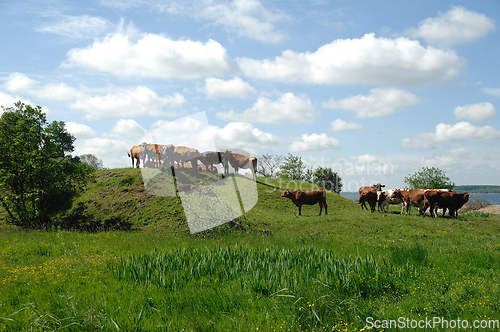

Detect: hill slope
[56,168,358,232]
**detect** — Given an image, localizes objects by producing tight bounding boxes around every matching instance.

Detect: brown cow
[281,188,327,216]
[198,151,222,173]
[425,191,469,218]
[172,146,200,169]
[159,144,175,168]
[221,150,257,179]
[358,183,385,212]
[423,189,454,217]
[128,144,145,168]
[140,143,162,166]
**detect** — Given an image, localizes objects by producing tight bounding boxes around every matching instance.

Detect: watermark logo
[137,112,257,234]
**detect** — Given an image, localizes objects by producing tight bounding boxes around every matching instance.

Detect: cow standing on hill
[281,188,327,216]
[172,146,200,170]
[128,144,146,168]
[198,151,223,173]
[358,183,385,212]
[221,150,257,179]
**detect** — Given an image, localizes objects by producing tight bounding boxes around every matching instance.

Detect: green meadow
[1,168,500,331]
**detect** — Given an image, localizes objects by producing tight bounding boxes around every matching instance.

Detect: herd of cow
[279,184,470,218]
[127,142,258,179]
[358,183,471,218]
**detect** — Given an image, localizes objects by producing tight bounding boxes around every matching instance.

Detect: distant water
[471,193,500,205]
[340,192,500,205]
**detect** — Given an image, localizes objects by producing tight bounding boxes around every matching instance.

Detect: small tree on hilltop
[404,166,455,190]
[279,154,312,183]
[313,167,343,194]
[80,154,104,170]
[0,102,93,229]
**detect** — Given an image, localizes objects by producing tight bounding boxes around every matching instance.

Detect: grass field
[1,168,500,331]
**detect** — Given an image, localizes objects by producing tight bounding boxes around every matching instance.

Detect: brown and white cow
[281,188,327,216]
[358,183,385,212]
[403,189,428,216]
[221,150,257,179]
[377,189,407,214]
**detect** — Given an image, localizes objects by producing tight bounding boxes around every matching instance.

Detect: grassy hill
[2,168,500,331]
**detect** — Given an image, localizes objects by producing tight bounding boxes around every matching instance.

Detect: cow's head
[374,183,385,191]
[281,189,294,198]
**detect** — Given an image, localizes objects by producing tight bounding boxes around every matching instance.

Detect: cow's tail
[127,152,131,157]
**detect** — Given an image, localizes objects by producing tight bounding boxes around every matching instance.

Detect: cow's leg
[298,205,302,216]
[324,201,328,215]
[318,202,323,216]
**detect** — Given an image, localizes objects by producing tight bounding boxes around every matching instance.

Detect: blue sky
[1,0,499,190]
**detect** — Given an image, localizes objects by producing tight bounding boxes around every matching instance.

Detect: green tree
[313,167,343,193]
[0,102,93,229]
[404,166,455,190]
[279,154,312,182]
[80,154,104,170]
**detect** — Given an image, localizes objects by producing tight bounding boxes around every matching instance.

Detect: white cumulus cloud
[65,122,95,139]
[70,86,187,119]
[111,119,147,137]
[405,6,496,48]
[63,33,232,79]
[210,122,279,151]
[216,92,315,124]
[330,119,363,131]
[5,72,36,92]
[323,88,420,118]
[238,33,465,86]
[203,77,257,99]
[288,133,340,152]
[454,102,497,122]
[402,121,500,148]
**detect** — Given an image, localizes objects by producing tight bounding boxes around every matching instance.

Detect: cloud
[63,33,232,79]
[203,77,257,99]
[454,102,497,122]
[483,88,500,97]
[74,137,131,168]
[70,86,187,119]
[288,133,340,152]
[36,15,114,39]
[111,119,147,137]
[402,121,500,148]
[101,0,289,43]
[405,6,496,48]
[201,0,289,44]
[65,122,95,139]
[5,72,36,92]
[330,119,363,131]
[5,72,85,101]
[322,88,420,118]
[0,92,33,113]
[237,33,465,86]
[210,122,279,151]
[216,92,315,124]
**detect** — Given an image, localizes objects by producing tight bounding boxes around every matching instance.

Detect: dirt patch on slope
[476,205,500,214]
